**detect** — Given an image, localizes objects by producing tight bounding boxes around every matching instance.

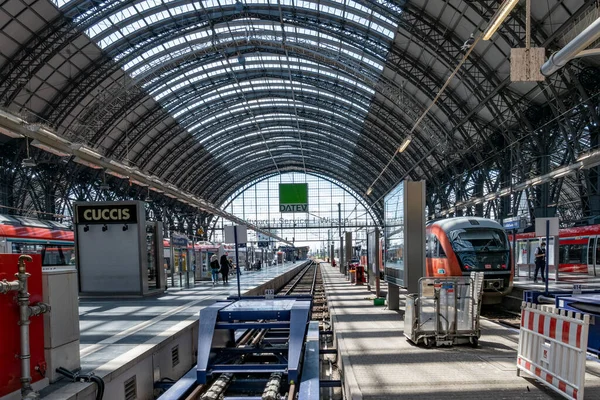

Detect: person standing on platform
[210,254,220,285]
[534,241,546,283]
[220,253,230,284]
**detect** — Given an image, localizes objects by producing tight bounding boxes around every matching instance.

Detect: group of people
[210,253,233,284]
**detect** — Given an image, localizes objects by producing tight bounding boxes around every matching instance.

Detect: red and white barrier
[517,302,590,400]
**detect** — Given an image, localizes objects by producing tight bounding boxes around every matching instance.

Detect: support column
[339,236,344,274]
[345,231,352,276]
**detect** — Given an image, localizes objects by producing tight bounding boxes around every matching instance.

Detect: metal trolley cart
[404,272,484,347]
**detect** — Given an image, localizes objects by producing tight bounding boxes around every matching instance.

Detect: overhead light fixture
[30,140,69,157]
[397,136,412,153]
[149,186,164,193]
[529,177,544,186]
[499,188,511,197]
[130,178,149,187]
[473,198,484,204]
[21,158,37,168]
[0,126,24,138]
[73,157,102,169]
[366,187,373,195]
[552,170,571,179]
[482,0,520,40]
[106,170,129,179]
[21,138,36,167]
[70,143,103,159]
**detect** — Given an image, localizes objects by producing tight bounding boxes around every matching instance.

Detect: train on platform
[512,224,600,276]
[0,214,75,269]
[425,217,512,302]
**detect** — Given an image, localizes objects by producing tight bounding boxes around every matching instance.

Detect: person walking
[210,254,220,285]
[534,241,546,283]
[220,253,230,284]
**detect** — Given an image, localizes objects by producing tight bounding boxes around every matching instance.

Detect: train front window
[447,228,509,271]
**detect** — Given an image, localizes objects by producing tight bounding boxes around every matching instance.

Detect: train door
[587,236,599,276]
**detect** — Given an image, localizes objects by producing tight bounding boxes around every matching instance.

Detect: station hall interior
[4,0,600,399]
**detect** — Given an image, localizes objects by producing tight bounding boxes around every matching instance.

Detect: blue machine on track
[159,295,321,400]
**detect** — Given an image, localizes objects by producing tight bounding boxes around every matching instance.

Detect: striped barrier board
[517,302,590,399]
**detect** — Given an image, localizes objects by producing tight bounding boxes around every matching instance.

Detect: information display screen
[384,182,404,286]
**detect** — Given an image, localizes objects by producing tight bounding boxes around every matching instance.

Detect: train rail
[159,261,330,400]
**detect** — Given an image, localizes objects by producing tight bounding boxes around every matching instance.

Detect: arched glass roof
[3,0,596,225]
[212,171,378,249]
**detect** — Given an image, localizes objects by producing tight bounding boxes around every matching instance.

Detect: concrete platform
[321,263,600,399]
[37,260,309,400]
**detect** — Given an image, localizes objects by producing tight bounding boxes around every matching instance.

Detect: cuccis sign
[76,204,138,224]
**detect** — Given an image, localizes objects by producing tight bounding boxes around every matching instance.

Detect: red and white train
[0,214,74,269]
[425,217,512,302]
[512,224,600,276]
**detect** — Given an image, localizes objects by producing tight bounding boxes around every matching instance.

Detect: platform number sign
[265,288,274,299]
[573,284,583,295]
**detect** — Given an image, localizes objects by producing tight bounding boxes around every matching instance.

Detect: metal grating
[124,375,137,400]
[171,345,179,368]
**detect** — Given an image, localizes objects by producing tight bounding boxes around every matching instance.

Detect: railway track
[164,261,330,400]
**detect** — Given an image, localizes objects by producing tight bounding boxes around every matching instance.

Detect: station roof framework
[0,0,599,226]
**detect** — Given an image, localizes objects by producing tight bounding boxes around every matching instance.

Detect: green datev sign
[279,183,308,213]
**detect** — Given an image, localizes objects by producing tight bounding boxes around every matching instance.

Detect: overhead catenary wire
[366,33,483,194]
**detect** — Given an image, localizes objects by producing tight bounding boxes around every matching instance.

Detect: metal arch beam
[211,170,383,226]
[130,64,450,177]
[162,111,407,191]
[42,7,392,127]
[97,9,391,60]
[180,130,385,181]
[36,12,478,188]
[109,69,375,159]
[153,90,423,177]
[200,160,394,218]
[180,138,386,195]
[146,68,447,170]
[104,68,372,160]
[203,162,385,224]
[199,149,393,200]
[106,38,464,183]
[177,125,401,198]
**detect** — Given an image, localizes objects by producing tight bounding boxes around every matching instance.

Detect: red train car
[426,217,512,303]
[0,215,74,269]
[513,224,600,275]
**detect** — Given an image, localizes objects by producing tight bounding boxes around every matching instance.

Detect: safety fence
[517,302,590,400]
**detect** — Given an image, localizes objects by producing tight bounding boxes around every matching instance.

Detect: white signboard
[224,225,248,244]
[535,217,559,237]
[265,288,274,299]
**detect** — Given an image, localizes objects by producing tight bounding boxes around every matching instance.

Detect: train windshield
[447,228,509,271]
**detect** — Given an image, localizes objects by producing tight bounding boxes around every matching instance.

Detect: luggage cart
[404,272,484,347]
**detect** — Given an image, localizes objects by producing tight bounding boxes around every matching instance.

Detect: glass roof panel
[76,0,396,42]
[55,0,399,173]
[122,23,385,78]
